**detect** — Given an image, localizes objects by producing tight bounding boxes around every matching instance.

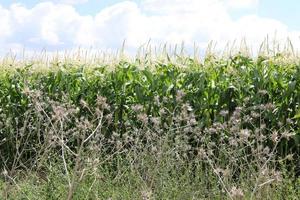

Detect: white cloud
[0,5,11,39]
[44,0,89,5]
[0,0,299,56]
[225,0,259,8]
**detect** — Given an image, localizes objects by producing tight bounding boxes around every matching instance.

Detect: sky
[0,0,299,55]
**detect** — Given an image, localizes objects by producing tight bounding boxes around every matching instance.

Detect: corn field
[0,50,299,199]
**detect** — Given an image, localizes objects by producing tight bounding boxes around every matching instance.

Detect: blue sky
[257,0,300,30]
[0,0,132,13]
[0,0,299,55]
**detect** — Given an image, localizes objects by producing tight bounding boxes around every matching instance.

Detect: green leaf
[293,112,300,119]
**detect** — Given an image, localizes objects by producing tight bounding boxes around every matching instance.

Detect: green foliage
[1,54,299,148]
[0,54,299,199]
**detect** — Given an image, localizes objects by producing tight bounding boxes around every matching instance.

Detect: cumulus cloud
[44,0,89,5]
[225,0,259,8]
[0,0,299,55]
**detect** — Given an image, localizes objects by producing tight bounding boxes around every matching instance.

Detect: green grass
[1,158,300,199]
